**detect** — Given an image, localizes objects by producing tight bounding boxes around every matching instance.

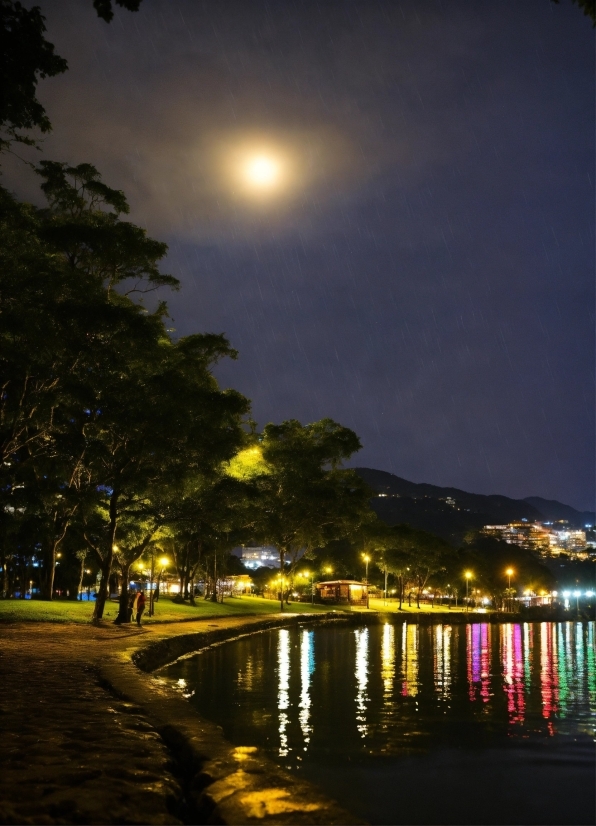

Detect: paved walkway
[0,615,290,825]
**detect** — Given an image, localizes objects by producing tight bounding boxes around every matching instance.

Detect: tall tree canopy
[229,419,373,609]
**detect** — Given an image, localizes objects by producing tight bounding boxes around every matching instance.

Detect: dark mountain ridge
[523,496,594,527]
[354,467,594,544]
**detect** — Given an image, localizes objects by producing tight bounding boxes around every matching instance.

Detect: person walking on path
[136,590,146,626]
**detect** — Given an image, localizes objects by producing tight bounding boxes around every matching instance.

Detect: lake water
[164,621,596,825]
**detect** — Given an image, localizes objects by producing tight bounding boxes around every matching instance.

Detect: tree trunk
[92,492,118,623]
[40,512,72,601]
[1,549,9,598]
[279,548,285,611]
[398,576,403,610]
[210,554,218,602]
[114,563,131,624]
[39,539,56,601]
[75,556,86,601]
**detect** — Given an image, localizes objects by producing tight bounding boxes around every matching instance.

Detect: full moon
[245,155,280,187]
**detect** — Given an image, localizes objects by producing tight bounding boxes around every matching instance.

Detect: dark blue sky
[6,0,595,509]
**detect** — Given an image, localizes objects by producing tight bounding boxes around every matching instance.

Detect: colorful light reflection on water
[166,622,596,825]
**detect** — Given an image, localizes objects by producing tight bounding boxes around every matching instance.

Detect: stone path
[0,616,288,825]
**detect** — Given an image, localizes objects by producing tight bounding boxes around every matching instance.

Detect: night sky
[4,0,594,510]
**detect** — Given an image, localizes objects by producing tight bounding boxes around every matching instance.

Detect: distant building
[482,522,587,558]
[548,528,587,555]
[483,522,552,554]
[231,545,280,569]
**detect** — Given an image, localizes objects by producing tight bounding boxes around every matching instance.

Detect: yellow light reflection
[434,624,452,698]
[381,623,395,703]
[355,627,369,737]
[401,622,419,697]
[278,629,290,757]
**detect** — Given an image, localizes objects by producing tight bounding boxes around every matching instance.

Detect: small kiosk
[315,580,368,606]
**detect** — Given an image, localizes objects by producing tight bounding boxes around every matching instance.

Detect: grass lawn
[0,595,487,624]
[0,595,351,624]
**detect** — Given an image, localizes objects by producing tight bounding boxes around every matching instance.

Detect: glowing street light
[362,554,371,583]
[573,589,581,613]
[464,571,473,612]
[300,570,314,605]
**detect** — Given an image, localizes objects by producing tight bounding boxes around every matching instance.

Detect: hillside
[523,496,594,526]
[354,467,591,544]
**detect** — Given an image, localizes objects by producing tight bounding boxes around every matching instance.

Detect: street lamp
[505,568,514,612]
[464,571,472,612]
[362,554,370,583]
[300,571,314,605]
[574,589,581,614]
[156,557,169,601]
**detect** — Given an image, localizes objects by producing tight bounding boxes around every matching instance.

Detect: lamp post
[574,589,581,614]
[300,571,314,604]
[362,553,370,583]
[147,550,156,617]
[362,554,371,609]
[505,568,514,612]
[465,571,472,612]
[156,557,169,601]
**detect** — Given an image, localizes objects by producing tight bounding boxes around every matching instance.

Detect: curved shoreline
[99,612,363,825]
[101,608,581,823]
[1,609,588,824]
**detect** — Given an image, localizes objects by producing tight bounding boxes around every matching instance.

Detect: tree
[457,533,555,610]
[0,0,143,151]
[80,332,249,623]
[230,419,373,610]
[0,160,250,614]
[144,473,258,612]
[379,525,453,609]
[0,161,184,602]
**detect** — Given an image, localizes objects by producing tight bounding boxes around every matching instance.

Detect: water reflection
[278,628,290,756]
[167,620,596,826]
[381,623,395,703]
[171,620,596,764]
[502,623,525,724]
[540,622,559,725]
[355,627,369,737]
[401,623,419,697]
[299,629,314,747]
